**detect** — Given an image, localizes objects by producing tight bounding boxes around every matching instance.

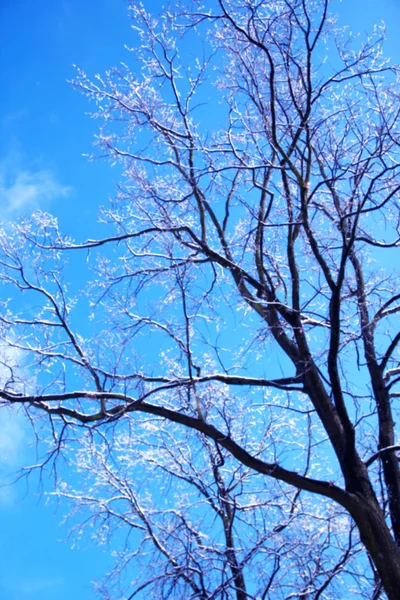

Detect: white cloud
[0,168,71,216]
[1,108,29,126]
[0,346,28,506]
[0,344,24,392]
[0,577,64,596]
[0,485,14,506]
[19,578,63,595]
[0,408,25,465]
[0,408,26,507]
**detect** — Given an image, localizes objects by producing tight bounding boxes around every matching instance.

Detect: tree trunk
[349,493,400,600]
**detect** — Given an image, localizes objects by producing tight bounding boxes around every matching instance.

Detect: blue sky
[1,1,400,599]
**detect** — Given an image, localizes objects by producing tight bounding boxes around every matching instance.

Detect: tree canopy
[1,1,400,598]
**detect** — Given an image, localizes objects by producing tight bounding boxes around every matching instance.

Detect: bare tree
[1,0,400,597]
[55,418,367,599]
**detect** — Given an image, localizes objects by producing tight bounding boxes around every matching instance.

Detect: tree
[1,0,400,597]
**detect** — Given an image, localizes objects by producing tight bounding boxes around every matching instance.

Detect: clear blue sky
[1,1,399,599]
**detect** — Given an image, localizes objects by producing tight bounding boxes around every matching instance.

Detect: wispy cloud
[0,577,64,597]
[0,168,71,216]
[0,408,25,465]
[1,108,29,126]
[0,346,28,505]
[19,577,64,595]
[0,145,71,218]
[0,407,27,506]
